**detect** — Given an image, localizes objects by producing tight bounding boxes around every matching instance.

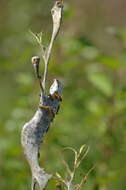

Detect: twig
[42,0,63,90]
[42,0,63,91]
[31,56,45,96]
[30,0,63,92]
[56,145,93,190]
[76,166,95,190]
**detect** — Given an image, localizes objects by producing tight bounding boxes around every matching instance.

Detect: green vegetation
[0,0,126,189]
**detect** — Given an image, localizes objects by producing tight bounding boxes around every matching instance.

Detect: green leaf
[17,73,33,86]
[88,72,113,96]
[99,56,121,69]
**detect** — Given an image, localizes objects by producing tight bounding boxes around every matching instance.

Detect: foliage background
[0,0,126,189]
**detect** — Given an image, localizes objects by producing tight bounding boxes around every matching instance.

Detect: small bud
[56,0,63,8]
[31,56,40,65]
[31,56,40,78]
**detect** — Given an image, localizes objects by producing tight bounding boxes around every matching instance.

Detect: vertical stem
[42,35,55,91]
[31,178,36,190]
[41,0,63,91]
[42,59,48,91]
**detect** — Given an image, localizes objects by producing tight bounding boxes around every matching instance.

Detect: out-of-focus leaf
[86,100,103,115]
[16,73,33,86]
[87,72,113,96]
[64,4,74,19]
[82,46,100,60]
[61,38,83,55]
[99,56,121,69]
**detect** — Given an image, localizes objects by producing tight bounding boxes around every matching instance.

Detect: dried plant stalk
[21,1,64,190]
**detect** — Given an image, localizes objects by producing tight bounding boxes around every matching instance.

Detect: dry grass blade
[55,172,66,185]
[76,165,95,190]
[76,146,90,168]
[61,157,72,176]
[79,145,86,155]
[29,30,43,48]
[63,147,78,169]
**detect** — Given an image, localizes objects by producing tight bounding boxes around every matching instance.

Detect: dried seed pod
[51,0,63,40]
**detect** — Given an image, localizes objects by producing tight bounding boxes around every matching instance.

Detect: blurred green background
[1,0,126,189]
